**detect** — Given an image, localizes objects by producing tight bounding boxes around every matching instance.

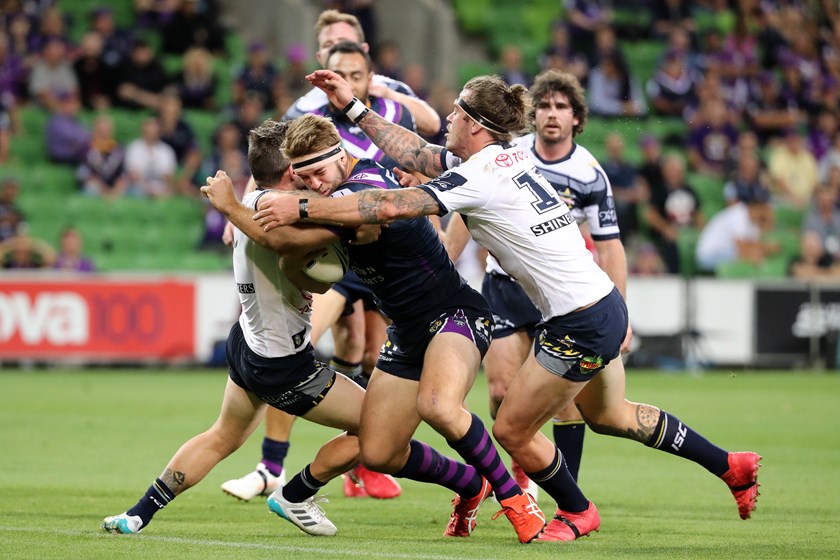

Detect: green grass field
[1,368,838,559]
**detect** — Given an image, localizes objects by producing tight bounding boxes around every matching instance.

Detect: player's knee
[203,426,243,457]
[359,446,400,474]
[416,392,460,431]
[492,420,523,453]
[487,378,508,408]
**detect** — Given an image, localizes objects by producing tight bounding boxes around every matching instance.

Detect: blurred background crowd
[2,0,840,283]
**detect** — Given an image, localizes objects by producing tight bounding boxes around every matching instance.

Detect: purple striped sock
[394,440,483,497]
[449,413,520,501]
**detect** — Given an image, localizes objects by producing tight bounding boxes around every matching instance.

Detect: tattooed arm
[254,186,442,230]
[307,69,447,178]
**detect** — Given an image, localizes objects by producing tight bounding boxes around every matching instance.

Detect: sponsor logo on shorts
[579,355,604,373]
[539,332,582,358]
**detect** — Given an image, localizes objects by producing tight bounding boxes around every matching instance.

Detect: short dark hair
[247,120,292,188]
[326,40,372,71]
[529,70,588,137]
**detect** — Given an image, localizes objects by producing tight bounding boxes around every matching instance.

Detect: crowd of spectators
[3,0,840,279]
[483,0,840,278]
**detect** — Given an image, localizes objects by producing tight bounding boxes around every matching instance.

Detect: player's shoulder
[372,74,416,97]
[242,189,262,208]
[284,88,329,119]
[343,159,398,191]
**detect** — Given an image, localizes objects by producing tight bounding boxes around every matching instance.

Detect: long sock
[526,447,589,513]
[394,439,483,497]
[126,478,176,527]
[261,438,290,476]
[330,356,367,388]
[553,421,586,481]
[282,464,327,503]
[645,410,730,476]
[448,413,520,501]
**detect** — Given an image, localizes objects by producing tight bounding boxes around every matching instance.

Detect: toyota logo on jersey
[495,153,513,167]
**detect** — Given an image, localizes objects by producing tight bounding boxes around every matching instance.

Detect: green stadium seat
[9,134,47,162]
[184,110,222,154]
[715,260,758,278]
[180,250,232,271]
[688,173,726,217]
[457,62,499,87]
[621,41,665,88]
[774,204,805,229]
[756,256,790,279]
[108,197,155,225]
[764,229,800,262]
[452,0,492,35]
[677,227,700,278]
[27,165,79,195]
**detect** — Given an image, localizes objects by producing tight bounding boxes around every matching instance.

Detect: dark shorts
[375,289,493,381]
[481,271,542,339]
[332,270,379,316]
[534,287,628,382]
[226,322,336,416]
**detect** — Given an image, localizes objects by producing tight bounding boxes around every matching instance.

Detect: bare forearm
[595,239,628,298]
[357,110,445,177]
[387,91,441,137]
[305,187,439,227]
[443,212,472,262]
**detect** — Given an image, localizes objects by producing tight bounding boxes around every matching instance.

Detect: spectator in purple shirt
[53,227,96,272]
[46,91,90,165]
[0,31,27,105]
[688,98,740,178]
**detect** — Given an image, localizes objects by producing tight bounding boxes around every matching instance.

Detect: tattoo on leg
[161,468,187,491]
[578,404,661,443]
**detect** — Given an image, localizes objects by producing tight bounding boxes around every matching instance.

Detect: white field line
[0,525,505,560]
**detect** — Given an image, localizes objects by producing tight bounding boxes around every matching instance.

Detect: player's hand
[221,220,235,246]
[352,224,383,245]
[620,323,634,354]
[200,170,236,213]
[393,167,421,187]
[253,191,301,231]
[306,69,354,108]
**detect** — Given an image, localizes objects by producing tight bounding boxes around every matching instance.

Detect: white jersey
[233,190,314,358]
[423,143,614,318]
[481,135,619,276]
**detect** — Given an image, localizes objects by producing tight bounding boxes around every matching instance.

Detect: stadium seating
[3,1,233,272]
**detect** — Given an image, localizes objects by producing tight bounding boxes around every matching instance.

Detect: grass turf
[1,368,838,559]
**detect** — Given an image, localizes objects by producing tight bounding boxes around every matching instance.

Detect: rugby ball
[303,241,350,284]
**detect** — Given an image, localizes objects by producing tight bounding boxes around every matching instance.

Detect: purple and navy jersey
[312,97,415,172]
[333,159,469,322]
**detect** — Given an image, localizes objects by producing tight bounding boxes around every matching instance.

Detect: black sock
[261,438,290,476]
[126,478,176,527]
[553,421,586,482]
[330,356,367,388]
[282,464,327,503]
[645,411,730,476]
[526,447,589,513]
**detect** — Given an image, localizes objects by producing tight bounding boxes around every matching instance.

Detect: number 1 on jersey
[514,169,563,214]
